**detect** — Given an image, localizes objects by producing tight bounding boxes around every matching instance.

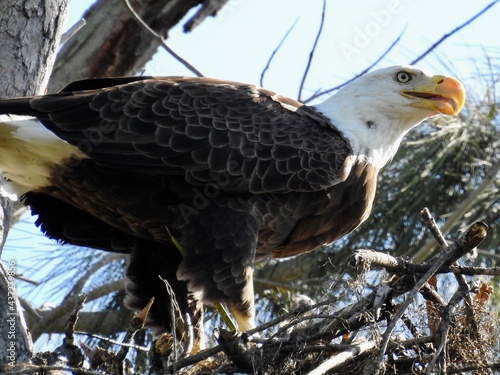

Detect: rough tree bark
[0,0,70,368]
[0,0,67,98]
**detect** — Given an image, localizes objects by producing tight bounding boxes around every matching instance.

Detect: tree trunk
[0,0,68,97]
[0,0,69,369]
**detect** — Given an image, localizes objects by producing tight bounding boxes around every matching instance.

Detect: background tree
[0,0,70,366]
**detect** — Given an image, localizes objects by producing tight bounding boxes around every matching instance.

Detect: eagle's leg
[227,266,255,332]
[124,240,205,353]
[176,196,260,334]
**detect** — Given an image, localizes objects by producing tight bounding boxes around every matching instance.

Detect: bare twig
[448,265,500,275]
[74,331,148,351]
[14,274,40,286]
[65,293,88,345]
[305,2,498,105]
[306,340,377,375]
[298,0,326,102]
[411,1,500,64]
[421,207,479,339]
[62,253,123,304]
[387,335,434,350]
[303,29,404,103]
[349,249,500,276]
[123,0,203,77]
[31,279,124,340]
[420,283,447,310]
[183,0,230,33]
[427,281,469,374]
[370,221,488,375]
[166,344,223,373]
[158,276,182,368]
[166,298,337,373]
[349,249,406,272]
[420,208,448,250]
[253,277,304,291]
[260,18,299,87]
[60,19,86,45]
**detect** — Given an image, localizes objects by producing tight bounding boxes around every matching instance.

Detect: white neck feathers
[313,85,428,169]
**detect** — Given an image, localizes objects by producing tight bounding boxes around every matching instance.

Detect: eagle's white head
[314,65,465,169]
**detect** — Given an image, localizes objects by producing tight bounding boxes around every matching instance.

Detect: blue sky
[64,1,499,99]
[3,0,499,347]
[54,0,500,101]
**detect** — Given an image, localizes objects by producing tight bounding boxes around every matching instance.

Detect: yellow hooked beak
[402,75,465,116]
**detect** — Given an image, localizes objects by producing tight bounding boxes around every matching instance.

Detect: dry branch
[48,0,226,90]
[410,1,500,64]
[123,0,203,77]
[298,0,326,102]
[370,220,489,374]
[349,249,500,276]
[9,215,493,374]
[306,340,377,375]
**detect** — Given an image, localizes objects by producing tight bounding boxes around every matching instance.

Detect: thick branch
[30,279,124,341]
[349,249,500,276]
[48,0,229,91]
[307,341,377,375]
[23,308,133,337]
[123,0,203,77]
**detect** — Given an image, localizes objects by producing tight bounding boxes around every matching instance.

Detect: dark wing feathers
[58,76,154,92]
[0,76,364,335]
[6,77,352,194]
[177,196,259,303]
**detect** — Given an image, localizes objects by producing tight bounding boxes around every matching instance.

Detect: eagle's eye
[395,71,413,84]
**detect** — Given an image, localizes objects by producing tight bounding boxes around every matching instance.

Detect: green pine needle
[214,303,237,332]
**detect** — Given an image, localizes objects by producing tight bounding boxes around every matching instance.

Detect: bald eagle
[0,66,464,350]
